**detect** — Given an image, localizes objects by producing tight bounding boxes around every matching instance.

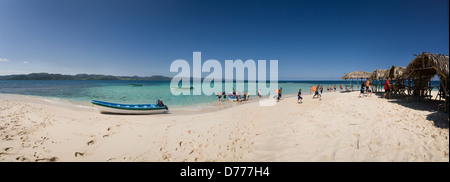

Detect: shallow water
[0,80,440,110]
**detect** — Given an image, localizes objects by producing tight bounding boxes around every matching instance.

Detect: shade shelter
[388,66,407,96]
[342,71,372,91]
[371,69,389,92]
[405,52,449,112]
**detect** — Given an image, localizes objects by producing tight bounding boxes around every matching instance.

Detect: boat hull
[91,100,168,114]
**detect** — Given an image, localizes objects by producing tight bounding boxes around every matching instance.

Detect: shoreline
[0,92,299,116]
[0,91,448,162]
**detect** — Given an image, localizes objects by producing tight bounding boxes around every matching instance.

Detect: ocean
[0,80,441,110]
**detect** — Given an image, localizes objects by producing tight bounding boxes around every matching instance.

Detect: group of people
[358,77,392,99]
[311,84,324,100]
[359,79,373,98]
[215,79,393,104]
[326,85,339,92]
[216,90,251,102]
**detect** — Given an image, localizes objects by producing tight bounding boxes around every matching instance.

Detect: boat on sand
[91,100,168,114]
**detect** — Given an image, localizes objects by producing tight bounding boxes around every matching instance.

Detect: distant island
[0,73,172,81]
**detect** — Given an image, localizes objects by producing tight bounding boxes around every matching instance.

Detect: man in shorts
[383,77,391,99]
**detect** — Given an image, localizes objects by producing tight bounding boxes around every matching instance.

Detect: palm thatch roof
[371,69,389,80]
[388,66,407,81]
[406,52,449,112]
[405,52,449,79]
[342,71,372,80]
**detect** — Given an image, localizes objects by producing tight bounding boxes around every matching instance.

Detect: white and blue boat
[227,92,238,101]
[91,100,168,114]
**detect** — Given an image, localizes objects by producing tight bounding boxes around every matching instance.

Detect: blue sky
[0,0,448,80]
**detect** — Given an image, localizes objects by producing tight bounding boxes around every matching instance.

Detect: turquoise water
[0,80,441,110]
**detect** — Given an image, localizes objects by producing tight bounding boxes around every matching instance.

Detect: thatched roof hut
[388,66,407,81]
[405,52,449,80]
[405,52,449,112]
[342,71,372,80]
[371,69,389,80]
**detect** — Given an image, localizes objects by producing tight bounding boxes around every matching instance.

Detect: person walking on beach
[340,84,343,91]
[275,88,280,101]
[312,85,319,99]
[365,79,370,92]
[318,85,323,100]
[278,87,283,100]
[297,89,303,103]
[310,86,316,94]
[314,84,322,100]
[334,85,337,92]
[383,78,391,99]
[359,82,365,98]
[258,89,261,99]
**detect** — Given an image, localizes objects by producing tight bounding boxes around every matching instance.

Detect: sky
[0,0,448,80]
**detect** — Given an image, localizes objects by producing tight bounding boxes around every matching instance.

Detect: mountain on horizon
[0,73,173,81]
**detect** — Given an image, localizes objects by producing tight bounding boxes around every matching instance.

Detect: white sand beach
[0,92,448,162]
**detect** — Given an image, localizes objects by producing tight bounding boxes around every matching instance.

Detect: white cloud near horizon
[23,61,28,64]
[0,58,10,62]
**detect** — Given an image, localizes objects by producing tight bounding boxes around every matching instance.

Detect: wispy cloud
[0,58,10,62]
[23,61,28,64]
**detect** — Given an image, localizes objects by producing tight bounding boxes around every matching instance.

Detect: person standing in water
[217,91,222,102]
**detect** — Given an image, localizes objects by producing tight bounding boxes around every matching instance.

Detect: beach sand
[0,91,448,162]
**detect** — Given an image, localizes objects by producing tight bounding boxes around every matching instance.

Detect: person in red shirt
[383,77,391,99]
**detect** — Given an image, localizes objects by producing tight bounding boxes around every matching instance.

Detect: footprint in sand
[74,152,85,157]
[87,140,95,145]
[16,156,30,162]
[35,157,58,162]
[353,133,360,149]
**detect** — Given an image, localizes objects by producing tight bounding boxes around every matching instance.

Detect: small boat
[91,100,168,114]
[227,92,238,101]
[170,86,194,90]
[129,83,143,87]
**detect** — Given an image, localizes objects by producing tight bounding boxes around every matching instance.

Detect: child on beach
[297,89,303,103]
[359,82,365,98]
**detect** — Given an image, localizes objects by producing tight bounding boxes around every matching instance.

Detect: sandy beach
[0,91,448,162]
